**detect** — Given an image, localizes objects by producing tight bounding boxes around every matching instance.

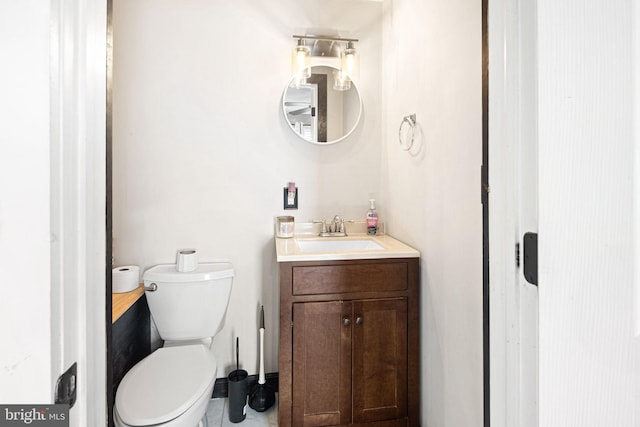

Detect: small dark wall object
[283,187,298,210]
[523,232,538,286]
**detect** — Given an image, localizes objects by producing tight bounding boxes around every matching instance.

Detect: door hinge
[481,164,490,205]
[515,242,520,268]
[55,362,77,408]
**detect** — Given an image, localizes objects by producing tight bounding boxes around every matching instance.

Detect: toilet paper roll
[112,265,140,293]
[176,249,198,272]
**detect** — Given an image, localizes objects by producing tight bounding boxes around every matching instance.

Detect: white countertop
[275,229,420,262]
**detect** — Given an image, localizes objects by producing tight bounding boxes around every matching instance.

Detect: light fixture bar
[292,35,359,43]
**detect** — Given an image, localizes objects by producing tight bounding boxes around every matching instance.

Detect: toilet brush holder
[228,337,247,423]
[228,369,248,423]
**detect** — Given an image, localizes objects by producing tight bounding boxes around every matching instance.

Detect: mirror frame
[282,65,363,145]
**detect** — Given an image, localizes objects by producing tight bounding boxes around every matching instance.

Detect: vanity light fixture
[292,38,311,84]
[291,34,360,85]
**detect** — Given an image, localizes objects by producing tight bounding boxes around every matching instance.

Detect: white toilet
[114,262,234,427]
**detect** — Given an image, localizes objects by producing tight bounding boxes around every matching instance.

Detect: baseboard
[212,372,279,398]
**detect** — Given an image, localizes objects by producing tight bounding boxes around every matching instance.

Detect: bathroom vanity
[276,233,420,427]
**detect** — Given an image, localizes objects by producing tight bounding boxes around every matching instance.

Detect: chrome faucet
[314,215,354,237]
[332,215,344,233]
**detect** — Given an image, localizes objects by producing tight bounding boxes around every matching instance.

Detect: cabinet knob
[343,316,351,326]
[355,315,363,325]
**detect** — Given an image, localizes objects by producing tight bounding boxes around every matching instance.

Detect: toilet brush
[249,306,275,412]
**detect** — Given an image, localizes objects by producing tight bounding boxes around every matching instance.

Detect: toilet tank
[142,262,234,341]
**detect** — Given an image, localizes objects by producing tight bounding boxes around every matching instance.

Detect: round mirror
[282,65,362,145]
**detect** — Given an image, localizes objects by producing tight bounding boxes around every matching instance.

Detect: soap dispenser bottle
[366,199,379,235]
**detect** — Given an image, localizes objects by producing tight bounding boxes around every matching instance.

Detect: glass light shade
[333,69,352,91]
[292,42,311,80]
[341,42,360,79]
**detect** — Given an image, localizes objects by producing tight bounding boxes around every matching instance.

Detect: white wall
[381,0,483,425]
[538,0,640,424]
[112,0,383,375]
[0,1,53,403]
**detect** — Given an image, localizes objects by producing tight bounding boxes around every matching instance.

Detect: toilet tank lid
[143,262,234,283]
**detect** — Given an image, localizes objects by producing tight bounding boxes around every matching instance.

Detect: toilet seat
[115,344,217,426]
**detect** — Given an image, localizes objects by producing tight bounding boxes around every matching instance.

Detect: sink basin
[296,239,384,253]
[275,226,420,262]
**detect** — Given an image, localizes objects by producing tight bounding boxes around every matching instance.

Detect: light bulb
[341,42,359,79]
[292,40,311,80]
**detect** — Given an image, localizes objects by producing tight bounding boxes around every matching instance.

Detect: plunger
[249,306,275,412]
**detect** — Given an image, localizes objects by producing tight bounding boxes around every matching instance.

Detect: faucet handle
[339,219,355,233]
[313,219,328,233]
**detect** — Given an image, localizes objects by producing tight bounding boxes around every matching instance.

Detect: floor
[205,395,278,427]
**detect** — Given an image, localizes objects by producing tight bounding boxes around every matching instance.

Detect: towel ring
[399,114,416,151]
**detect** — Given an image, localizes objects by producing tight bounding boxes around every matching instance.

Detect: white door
[514,0,539,422]
[537,0,640,425]
[50,0,107,425]
[0,1,106,423]
[489,0,539,425]
[492,0,640,426]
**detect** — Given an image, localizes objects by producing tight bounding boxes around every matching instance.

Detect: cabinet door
[292,301,352,427]
[352,298,408,423]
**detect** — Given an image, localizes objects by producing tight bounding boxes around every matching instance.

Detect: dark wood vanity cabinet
[111,294,151,409]
[279,258,420,427]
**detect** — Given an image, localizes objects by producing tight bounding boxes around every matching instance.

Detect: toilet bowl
[114,345,216,427]
[113,262,234,427]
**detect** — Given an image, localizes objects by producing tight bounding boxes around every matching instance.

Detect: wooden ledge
[112,284,144,323]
